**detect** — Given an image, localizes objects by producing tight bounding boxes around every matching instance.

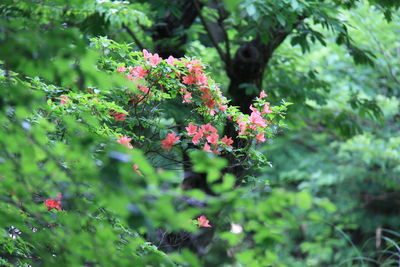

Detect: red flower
[256,133,265,143]
[192,130,203,144]
[259,90,267,98]
[110,112,127,121]
[185,124,198,136]
[197,215,211,228]
[45,195,62,211]
[201,123,217,135]
[161,132,180,151]
[185,60,203,73]
[117,136,133,149]
[196,74,208,85]
[182,74,196,85]
[221,135,233,147]
[206,133,219,144]
[130,66,148,78]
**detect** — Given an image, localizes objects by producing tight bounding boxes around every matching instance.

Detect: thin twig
[193,0,227,63]
[216,4,232,70]
[123,23,145,51]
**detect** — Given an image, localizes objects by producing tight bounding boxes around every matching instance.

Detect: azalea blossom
[221,135,234,147]
[117,66,126,73]
[201,123,218,135]
[45,194,62,211]
[203,142,212,152]
[206,133,219,144]
[60,96,69,105]
[259,90,267,98]
[182,92,192,103]
[117,136,133,149]
[262,103,273,114]
[256,133,266,143]
[161,132,180,151]
[185,124,198,136]
[192,130,203,144]
[149,53,162,66]
[186,59,203,73]
[197,215,211,228]
[196,74,208,85]
[142,49,162,66]
[250,111,267,127]
[166,55,177,66]
[110,112,127,121]
[182,74,196,85]
[130,66,147,78]
[142,49,152,59]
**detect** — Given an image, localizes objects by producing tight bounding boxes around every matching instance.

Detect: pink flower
[262,103,273,114]
[219,104,228,112]
[256,133,265,143]
[203,143,212,152]
[249,105,260,115]
[221,135,233,147]
[182,91,192,103]
[197,215,211,228]
[201,123,217,135]
[250,111,267,127]
[259,90,267,98]
[166,55,177,66]
[161,132,180,151]
[60,96,69,105]
[149,53,162,66]
[117,136,133,149]
[117,66,126,73]
[185,124,198,136]
[186,60,203,74]
[192,130,203,144]
[206,133,219,144]
[130,66,148,78]
[196,74,208,85]
[139,85,150,95]
[142,49,152,58]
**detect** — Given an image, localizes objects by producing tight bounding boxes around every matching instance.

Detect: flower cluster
[110,111,127,121]
[45,194,62,211]
[161,133,180,151]
[185,123,233,154]
[233,91,273,143]
[114,51,279,153]
[197,215,211,228]
[117,136,133,149]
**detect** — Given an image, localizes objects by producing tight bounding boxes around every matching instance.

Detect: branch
[123,24,145,51]
[216,4,232,70]
[193,0,227,64]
